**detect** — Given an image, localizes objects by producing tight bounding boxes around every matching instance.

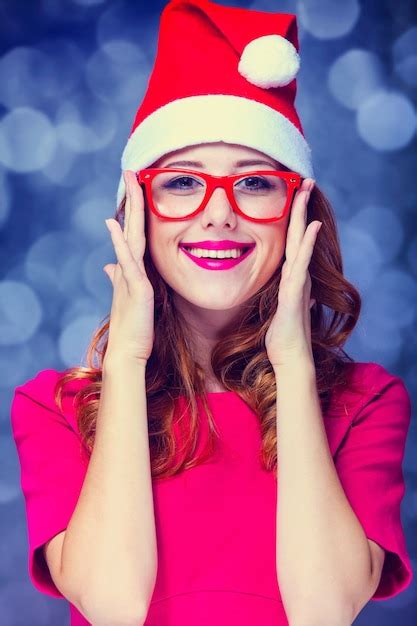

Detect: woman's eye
[236,176,272,191]
[165,176,203,189]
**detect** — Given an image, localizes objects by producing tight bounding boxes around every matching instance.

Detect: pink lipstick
[179,245,255,270]
[180,240,255,250]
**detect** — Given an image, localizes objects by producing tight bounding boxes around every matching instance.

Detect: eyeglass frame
[136,168,302,223]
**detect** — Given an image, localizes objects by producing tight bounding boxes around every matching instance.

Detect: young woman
[11,1,413,625]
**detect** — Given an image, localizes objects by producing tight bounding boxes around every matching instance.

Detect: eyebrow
[161,158,278,169]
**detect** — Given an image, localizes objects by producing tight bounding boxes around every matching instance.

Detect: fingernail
[316,221,323,233]
[105,219,112,231]
[308,180,315,192]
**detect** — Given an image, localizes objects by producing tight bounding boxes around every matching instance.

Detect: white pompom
[238,34,300,89]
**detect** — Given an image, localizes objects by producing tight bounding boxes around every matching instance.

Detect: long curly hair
[54,180,364,481]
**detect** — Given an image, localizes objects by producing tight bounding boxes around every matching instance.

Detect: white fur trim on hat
[238,35,300,89]
[116,94,313,207]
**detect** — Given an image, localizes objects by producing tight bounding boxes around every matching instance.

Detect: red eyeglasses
[136,168,302,223]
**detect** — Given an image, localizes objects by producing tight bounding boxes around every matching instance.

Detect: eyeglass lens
[150,172,289,220]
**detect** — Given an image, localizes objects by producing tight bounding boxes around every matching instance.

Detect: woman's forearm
[61,354,157,626]
[274,358,373,626]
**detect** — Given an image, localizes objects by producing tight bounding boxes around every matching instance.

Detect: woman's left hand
[265,177,322,369]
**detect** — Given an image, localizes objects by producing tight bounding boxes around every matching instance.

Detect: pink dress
[10,362,413,625]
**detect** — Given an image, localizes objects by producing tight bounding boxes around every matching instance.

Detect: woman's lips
[178,245,255,270]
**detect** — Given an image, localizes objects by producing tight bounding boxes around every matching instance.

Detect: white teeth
[183,247,246,259]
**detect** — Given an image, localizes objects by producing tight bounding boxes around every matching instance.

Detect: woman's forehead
[153,142,282,168]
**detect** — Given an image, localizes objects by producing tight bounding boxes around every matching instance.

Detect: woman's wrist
[103,350,148,373]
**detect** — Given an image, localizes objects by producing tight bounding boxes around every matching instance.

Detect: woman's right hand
[103,170,155,365]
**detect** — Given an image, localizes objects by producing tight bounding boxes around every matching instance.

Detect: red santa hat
[116,0,314,207]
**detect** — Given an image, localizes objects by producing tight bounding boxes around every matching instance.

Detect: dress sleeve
[10,369,89,599]
[334,363,413,600]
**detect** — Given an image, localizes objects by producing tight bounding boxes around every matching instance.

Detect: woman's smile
[178,242,256,271]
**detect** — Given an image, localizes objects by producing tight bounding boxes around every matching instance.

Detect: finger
[295,220,322,274]
[103,263,116,285]
[285,178,315,266]
[125,169,146,267]
[123,170,131,242]
[106,218,143,286]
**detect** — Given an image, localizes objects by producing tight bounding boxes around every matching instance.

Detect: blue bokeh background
[1,0,416,624]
